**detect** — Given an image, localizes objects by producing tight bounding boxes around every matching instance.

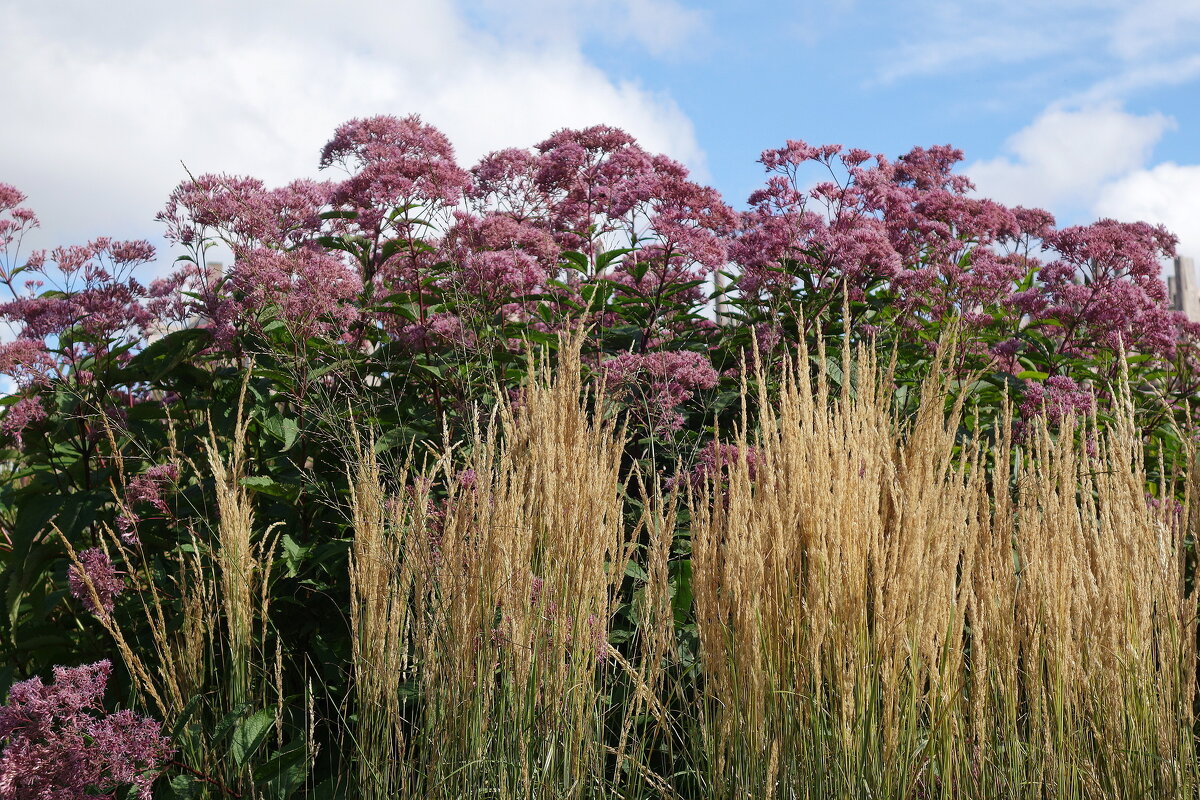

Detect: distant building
[1168,256,1200,323]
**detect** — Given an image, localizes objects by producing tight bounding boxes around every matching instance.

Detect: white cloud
[0,0,705,270]
[965,101,1200,264]
[1069,54,1200,105]
[875,0,1200,94]
[1109,0,1200,60]
[967,105,1173,210]
[618,0,708,56]
[1095,163,1200,261]
[469,0,709,58]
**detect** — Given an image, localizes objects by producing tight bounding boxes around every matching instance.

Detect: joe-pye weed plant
[5,112,1200,798]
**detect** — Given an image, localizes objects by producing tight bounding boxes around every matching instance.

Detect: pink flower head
[733,137,1045,327]
[0,660,173,800]
[321,115,471,232]
[229,245,362,338]
[1033,218,1179,357]
[0,237,156,365]
[115,512,140,545]
[126,463,180,517]
[641,153,738,270]
[533,125,658,249]
[468,147,548,219]
[159,174,331,251]
[0,183,39,258]
[893,144,973,193]
[456,468,478,490]
[448,212,558,300]
[1020,375,1094,425]
[67,548,124,616]
[1,396,46,450]
[603,350,719,433]
[683,440,761,490]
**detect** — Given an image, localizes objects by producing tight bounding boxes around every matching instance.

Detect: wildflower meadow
[2,115,1199,798]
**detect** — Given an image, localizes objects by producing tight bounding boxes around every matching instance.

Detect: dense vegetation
[1,116,1198,798]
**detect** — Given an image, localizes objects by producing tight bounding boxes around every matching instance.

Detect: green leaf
[624,560,649,583]
[279,534,312,578]
[560,251,589,272]
[126,328,213,382]
[1016,370,1049,381]
[254,741,309,800]
[670,558,693,624]
[240,476,290,498]
[170,694,208,741]
[232,706,277,768]
[415,362,442,379]
[263,414,300,452]
[596,247,633,271]
[162,775,200,799]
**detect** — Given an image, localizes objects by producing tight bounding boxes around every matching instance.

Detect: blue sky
[482,0,1200,247]
[1,0,1198,265]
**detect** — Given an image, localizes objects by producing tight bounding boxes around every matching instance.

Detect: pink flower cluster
[159,175,330,251]
[0,184,38,266]
[67,548,124,616]
[735,141,1034,317]
[1014,220,1179,357]
[230,246,362,338]
[733,138,1185,369]
[3,116,1196,459]
[686,441,761,489]
[321,114,472,236]
[0,396,46,450]
[0,660,172,800]
[1019,375,1094,425]
[0,237,157,346]
[155,116,737,357]
[446,211,559,302]
[0,220,160,448]
[602,350,719,432]
[114,463,181,544]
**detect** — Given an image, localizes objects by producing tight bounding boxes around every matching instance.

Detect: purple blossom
[67,549,124,616]
[0,183,39,261]
[0,660,173,800]
[447,212,558,300]
[126,463,179,516]
[456,468,478,490]
[672,440,761,492]
[229,245,362,338]
[0,232,157,384]
[321,114,471,235]
[1033,219,1178,357]
[468,147,551,221]
[733,139,1027,323]
[115,512,139,545]
[158,175,330,251]
[1020,375,1094,425]
[1,396,46,450]
[603,350,719,433]
[0,339,55,387]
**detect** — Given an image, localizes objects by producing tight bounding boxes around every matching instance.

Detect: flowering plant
[1,116,1196,798]
[0,660,172,799]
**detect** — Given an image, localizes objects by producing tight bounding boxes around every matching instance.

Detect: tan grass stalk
[347,434,426,799]
[688,336,1199,798]
[407,328,630,798]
